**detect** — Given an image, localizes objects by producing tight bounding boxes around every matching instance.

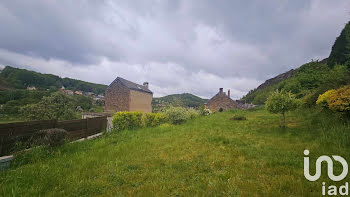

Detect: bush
[153,113,168,126]
[316,89,336,108]
[199,106,212,116]
[231,115,247,120]
[187,108,199,119]
[164,106,189,124]
[143,112,168,127]
[303,90,323,108]
[327,85,350,115]
[20,92,76,120]
[34,128,68,147]
[218,108,224,112]
[112,111,143,131]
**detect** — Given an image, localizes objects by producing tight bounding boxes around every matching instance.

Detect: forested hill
[0,66,208,109]
[243,21,350,105]
[152,93,208,111]
[0,66,107,94]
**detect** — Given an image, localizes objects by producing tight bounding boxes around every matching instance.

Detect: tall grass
[0,108,349,196]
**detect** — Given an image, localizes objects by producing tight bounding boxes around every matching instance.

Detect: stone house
[105,77,153,113]
[74,90,83,95]
[27,86,36,90]
[206,88,237,111]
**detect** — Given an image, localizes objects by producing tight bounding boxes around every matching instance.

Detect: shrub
[143,113,155,127]
[34,128,68,147]
[266,90,300,127]
[20,92,76,120]
[303,90,322,108]
[218,108,224,112]
[153,113,168,126]
[112,111,143,131]
[199,106,212,116]
[316,89,336,108]
[187,108,199,119]
[231,115,247,120]
[143,112,168,127]
[164,106,189,124]
[327,85,350,115]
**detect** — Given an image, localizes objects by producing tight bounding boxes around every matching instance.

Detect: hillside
[0,66,107,94]
[243,21,350,105]
[0,76,12,91]
[328,21,350,68]
[152,93,208,111]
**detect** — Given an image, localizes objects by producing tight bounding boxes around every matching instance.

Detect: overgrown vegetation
[0,90,94,121]
[0,90,51,119]
[112,111,143,131]
[142,113,168,127]
[33,128,68,147]
[112,107,200,131]
[1,109,349,196]
[244,63,350,105]
[243,22,350,105]
[19,92,77,120]
[164,106,199,124]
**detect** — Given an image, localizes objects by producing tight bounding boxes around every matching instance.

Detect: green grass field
[0,109,349,196]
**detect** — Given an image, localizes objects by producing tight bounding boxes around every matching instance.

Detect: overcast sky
[0,0,349,98]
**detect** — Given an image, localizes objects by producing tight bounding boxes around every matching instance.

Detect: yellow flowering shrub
[316,89,335,108]
[327,85,350,113]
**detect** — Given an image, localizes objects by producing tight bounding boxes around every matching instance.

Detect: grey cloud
[0,0,349,98]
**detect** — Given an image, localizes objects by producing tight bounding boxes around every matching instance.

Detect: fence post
[53,119,57,128]
[85,118,88,138]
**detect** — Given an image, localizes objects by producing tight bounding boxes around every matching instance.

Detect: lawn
[0,108,349,196]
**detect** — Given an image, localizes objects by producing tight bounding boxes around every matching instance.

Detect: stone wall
[207,91,237,111]
[105,80,130,112]
[129,90,153,113]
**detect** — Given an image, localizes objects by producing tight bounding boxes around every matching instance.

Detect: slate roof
[108,77,152,94]
[207,92,235,104]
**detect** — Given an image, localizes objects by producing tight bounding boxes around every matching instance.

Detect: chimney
[143,82,149,88]
[219,88,223,93]
[228,89,230,97]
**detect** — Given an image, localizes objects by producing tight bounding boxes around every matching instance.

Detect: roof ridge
[108,76,152,94]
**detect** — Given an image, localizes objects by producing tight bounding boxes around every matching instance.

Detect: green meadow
[0,108,349,196]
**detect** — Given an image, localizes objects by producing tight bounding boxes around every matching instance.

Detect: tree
[20,92,76,120]
[266,90,300,127]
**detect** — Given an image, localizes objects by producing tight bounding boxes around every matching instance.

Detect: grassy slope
[0,109,349,196]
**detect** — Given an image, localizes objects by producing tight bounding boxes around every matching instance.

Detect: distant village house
[59,86,74,95]
[74,90,83,95]
[206,88,237,111]
[105,77,153,113]
[27,86,36,90]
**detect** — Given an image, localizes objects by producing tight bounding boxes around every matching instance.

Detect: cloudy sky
[0,0,349,98]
